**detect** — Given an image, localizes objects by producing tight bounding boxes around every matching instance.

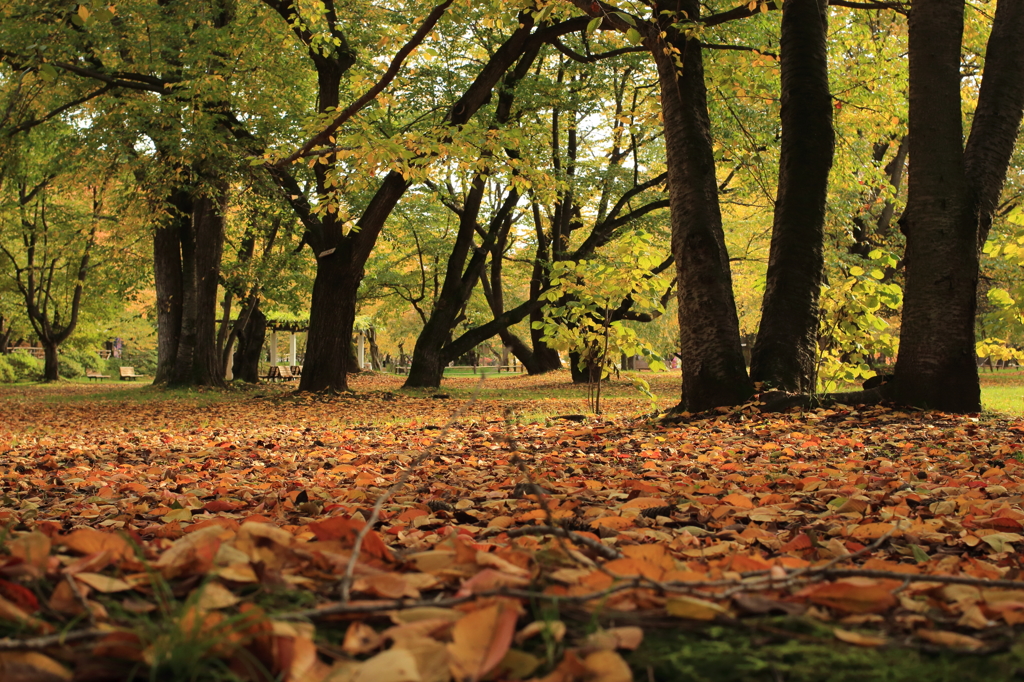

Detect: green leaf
[38,63,58,81]
[848,265,865,276]
[587,16,602,33]
[911,544,930,563]
[614,11,636,25]
[625,27,643,44]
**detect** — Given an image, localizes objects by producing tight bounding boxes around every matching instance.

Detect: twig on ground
[0,628,110,651]
[507,525,623,561]
[338,376,487,602]
[309,559,1024,621]
[65,575,97,627]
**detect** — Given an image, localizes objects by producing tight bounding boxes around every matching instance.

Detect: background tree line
[1,0,1023,414]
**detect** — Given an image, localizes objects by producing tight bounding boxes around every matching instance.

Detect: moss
[625,618,1024,682]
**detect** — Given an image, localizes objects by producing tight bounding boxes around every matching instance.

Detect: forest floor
[2,371,1024,680]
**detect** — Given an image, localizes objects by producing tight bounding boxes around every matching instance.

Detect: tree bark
[153,188,190,384]
[965,0,1024,249]
[891,0,978,412]
[404,176,489,388]
[169,189,228,387]
[42,341,59,382]
[750,0,834,393]
[892,0,1024,412]
[654,0,753,412]
[232,301,266,383]
[300,243,361,392]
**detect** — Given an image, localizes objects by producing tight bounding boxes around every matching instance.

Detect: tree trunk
[0,315,12,354]
[152,188,189,384]
[299,244,361,392]
[404,176,488,388]
[42,341,59,382]
[749,0,834,393]
[966,0,1024,249]
[169,190,228,387]
[232,302,266,383]
[892,0,1024,412]
[891,0,979,412]
[654,1,753,412]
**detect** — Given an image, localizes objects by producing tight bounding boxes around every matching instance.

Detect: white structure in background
[267,330,299,367]
[357,330,365,371]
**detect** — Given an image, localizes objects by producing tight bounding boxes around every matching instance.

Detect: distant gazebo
[265,316,308,368]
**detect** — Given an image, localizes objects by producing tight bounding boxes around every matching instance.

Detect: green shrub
[121,349,157,376]
[0,355,15,383]
[5,352,43,381]
[59,355,85,379]
[62,347,104,373]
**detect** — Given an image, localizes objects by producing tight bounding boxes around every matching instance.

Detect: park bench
[119,366,145,381]
[86,369,110,381]
[265,365,295,382]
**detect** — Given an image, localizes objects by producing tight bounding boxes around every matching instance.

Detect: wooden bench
[119,366,145,381]
[265,365,296,382]
[86,369,111,381]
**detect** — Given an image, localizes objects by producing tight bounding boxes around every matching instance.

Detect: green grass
[627,617,1024,682]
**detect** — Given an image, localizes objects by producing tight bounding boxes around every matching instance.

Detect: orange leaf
[804,579,897,614]
[721,493,755,509]
[447,600,521,682]
[308,516,394,563]
[59,529,133,562]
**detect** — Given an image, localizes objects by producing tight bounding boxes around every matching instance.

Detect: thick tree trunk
[169,190,228,388]
[892,0,1024,412]
[750,0,834,393]
[654,2,753,413]
[42,341,59,382]
[152,189,189,384]
[232,302,266,383]
[404,322,448,387]
[891,0,979,412]
[527,262,562,373]
[298,245,361,392]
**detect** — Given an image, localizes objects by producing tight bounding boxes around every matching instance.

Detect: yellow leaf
[666,595,730,620]
[583,650,633,682]
[834,628,887,647]
[74,572,133,593]
[917,629,986,650]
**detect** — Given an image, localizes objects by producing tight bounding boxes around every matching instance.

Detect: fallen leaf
[447,600,521,682]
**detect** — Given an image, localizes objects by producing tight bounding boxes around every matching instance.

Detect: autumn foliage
[1,375,1024,679]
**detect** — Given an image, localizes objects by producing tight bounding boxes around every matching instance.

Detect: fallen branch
[506,524,623,561]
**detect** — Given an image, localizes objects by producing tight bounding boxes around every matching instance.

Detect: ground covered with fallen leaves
[3,372,1024,681]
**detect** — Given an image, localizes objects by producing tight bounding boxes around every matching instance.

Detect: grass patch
[627,617,1024,682]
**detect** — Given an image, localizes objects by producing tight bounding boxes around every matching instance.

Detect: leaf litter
[1,374,1024,680]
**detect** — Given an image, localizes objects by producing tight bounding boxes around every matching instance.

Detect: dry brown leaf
[343,622,385,656]
[0,651,71,682]
[833,628,887,647]
[916,629,987,650]
[447,600,521,682]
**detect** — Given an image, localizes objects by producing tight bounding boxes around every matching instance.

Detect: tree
[890,0,1024,412]
[748,0,834,394]
[0,131,107,381]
